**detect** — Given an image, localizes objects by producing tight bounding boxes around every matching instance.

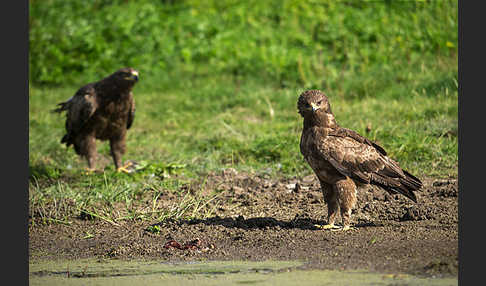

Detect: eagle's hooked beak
[126,70,139,82]
[311,102,320,112]
[131,70,139,82]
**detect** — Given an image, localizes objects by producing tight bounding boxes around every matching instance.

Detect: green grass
[29,0,457,87]
[29,0,458,225]
[29,62,457,225]
[30,54,457,177]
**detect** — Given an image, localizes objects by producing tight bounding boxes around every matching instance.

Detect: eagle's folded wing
[65,87,98,138]
[328,127,387,156]
[127,95,135,129]
[316,135,405,184]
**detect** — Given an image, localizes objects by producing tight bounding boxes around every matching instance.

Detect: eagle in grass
[297,90,422,231]
[53,67,139,173]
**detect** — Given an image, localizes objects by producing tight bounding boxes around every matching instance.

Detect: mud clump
[424,259,459,276]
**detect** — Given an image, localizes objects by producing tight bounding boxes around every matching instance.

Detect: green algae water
[29,259,457,286]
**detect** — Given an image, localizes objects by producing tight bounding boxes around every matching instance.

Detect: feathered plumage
[298,90,422,230]
[53,67,139,172]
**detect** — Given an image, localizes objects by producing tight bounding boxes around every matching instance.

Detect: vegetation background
[29,0,458,224]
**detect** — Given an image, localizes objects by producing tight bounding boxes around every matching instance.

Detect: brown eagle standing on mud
[298,90,422,231]
[53,67,139,173]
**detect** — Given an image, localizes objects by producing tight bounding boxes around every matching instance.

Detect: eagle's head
[297,89,332,117]
[112,67,139,85]
[298,89,337,128]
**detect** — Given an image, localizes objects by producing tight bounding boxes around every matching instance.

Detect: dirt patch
[29,170,458,277]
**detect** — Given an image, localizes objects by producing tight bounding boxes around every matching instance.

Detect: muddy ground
[29,169,458,277]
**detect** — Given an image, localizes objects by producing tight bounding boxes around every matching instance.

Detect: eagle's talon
[331,225,356,232]
[116,161,135,173]
[315,224,342,230]
[84,167,96,175]
[117,167,131,173]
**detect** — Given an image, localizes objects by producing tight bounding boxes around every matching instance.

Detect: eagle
[53,67,139,173]
[297,90,422,231]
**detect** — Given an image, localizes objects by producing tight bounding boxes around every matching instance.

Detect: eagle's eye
[316,100,322,105]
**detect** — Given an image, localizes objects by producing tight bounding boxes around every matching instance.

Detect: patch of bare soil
[29,170,458,277]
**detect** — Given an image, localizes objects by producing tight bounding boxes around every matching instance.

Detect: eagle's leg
[334,177,358,231]
[86,151,97,172]
[318,181,341,230]
[110,135,129,173]
[76,135,97,173]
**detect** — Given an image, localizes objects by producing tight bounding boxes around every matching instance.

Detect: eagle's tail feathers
[372,172,421,203]
[52,101,70,113]
[61,134,73,147]
[390,185,418,203]
[402,170,423,189]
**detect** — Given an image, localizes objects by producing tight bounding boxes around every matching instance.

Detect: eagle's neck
[303,112,338,130]
[96,80,133,99]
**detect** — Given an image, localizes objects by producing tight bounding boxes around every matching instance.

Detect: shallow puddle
[29,259,457,286]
